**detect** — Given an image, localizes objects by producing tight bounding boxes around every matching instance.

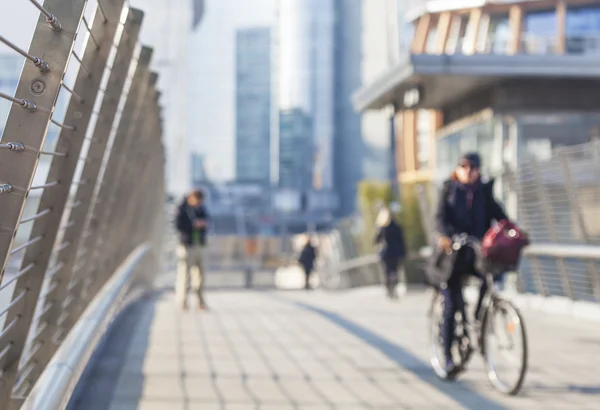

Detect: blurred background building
[129,0,200,198]
[354,0,600,220]
[235,27,272,186]
[21,0,600,236]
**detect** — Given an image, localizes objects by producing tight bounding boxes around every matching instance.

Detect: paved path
[70,286,600,410]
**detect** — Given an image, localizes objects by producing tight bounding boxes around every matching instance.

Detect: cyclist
[431,152,508,377]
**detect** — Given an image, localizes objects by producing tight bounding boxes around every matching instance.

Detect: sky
[188,0,276,181]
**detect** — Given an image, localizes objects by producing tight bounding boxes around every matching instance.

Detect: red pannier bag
[482,220,530,272]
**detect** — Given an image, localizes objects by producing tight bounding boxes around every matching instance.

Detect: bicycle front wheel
[429,291,448,379]
[483,298,528,395]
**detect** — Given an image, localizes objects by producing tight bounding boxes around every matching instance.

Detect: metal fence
[292,217,387,291]
[417,141,600,304]
[205,235,292,271]
[0,1,164,407]
[504,142,600,302]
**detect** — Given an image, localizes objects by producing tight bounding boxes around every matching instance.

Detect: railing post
[49,7,144,344]
[65,79,159,327]
[69,48,154,314]
[112,87,162,261]
[81,79,160,302]
[0,0,87,404]
[0,0,86,280]
[14,0,130,395]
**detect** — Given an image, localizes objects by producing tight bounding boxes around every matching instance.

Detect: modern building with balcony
[354,0,600,193]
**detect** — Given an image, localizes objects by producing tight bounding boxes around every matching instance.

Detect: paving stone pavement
[70,286,600,410]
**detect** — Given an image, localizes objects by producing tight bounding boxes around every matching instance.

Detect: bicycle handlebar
[451,234,482,253]
[450,234,497,285]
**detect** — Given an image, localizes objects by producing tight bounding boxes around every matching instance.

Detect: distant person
[375,207,406,300]
[298,236,317,290]
[175,189,209,310]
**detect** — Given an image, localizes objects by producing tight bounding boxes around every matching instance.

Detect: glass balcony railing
[423,33,600,56]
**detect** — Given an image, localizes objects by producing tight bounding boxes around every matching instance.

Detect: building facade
[334,0,368,216]
[276,0,338,213]
[278,108,313,191]
[355,0,600,196]
[235,27,272,184]
[190,152,208,186]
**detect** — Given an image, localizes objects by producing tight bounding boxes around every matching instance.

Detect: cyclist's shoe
[463,343,474,365]
[444,360,461,380]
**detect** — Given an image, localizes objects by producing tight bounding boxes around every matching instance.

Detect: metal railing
[292,218,388,291]
[0,1,165,407]
[437,31,600,56]
[20,244,152,410]
[417,141,600,304]
[205,235,293,271]
[504,142,600,302]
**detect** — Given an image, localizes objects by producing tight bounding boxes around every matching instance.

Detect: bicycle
[428,234,528,395]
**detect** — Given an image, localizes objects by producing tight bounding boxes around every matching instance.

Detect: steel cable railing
[0,0,165,407]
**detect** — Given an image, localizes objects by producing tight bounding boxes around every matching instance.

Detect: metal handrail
[523,243,600,259]
[418,243,600,260]
[336,253,380,271]
[20,244,152,410]
[0,1,165,404]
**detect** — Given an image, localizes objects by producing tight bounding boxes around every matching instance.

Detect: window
[566,6,600,54]
[516,112,600,162]
[446,14,469,54]
[425,26,438,54]
[487,14,510,54]
[435,116,495,181]
[524,10,557,54]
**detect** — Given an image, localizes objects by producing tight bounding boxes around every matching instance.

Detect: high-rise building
[235,27,272,184]
[333,0,369,216]
[276,0,337,213]
[273,0,416,217]
[278,108,313,191]
[190,152,208,186]
[189,0,276,182]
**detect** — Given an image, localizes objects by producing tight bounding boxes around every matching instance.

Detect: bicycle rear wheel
[483,298,528,395]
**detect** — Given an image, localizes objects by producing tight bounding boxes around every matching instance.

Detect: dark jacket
[299,242,317,271]
[175,199,209,246]
[375,219,406,261]
[427,178,507,286]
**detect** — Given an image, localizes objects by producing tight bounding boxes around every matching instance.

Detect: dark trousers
[441,247,487,361]
[302,264,313,289]
[382,257,401,288]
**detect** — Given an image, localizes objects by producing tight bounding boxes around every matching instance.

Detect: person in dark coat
[375,207,406,300]
[175,190,210,310]
[298,236,317,290]
[430,152,507,377]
